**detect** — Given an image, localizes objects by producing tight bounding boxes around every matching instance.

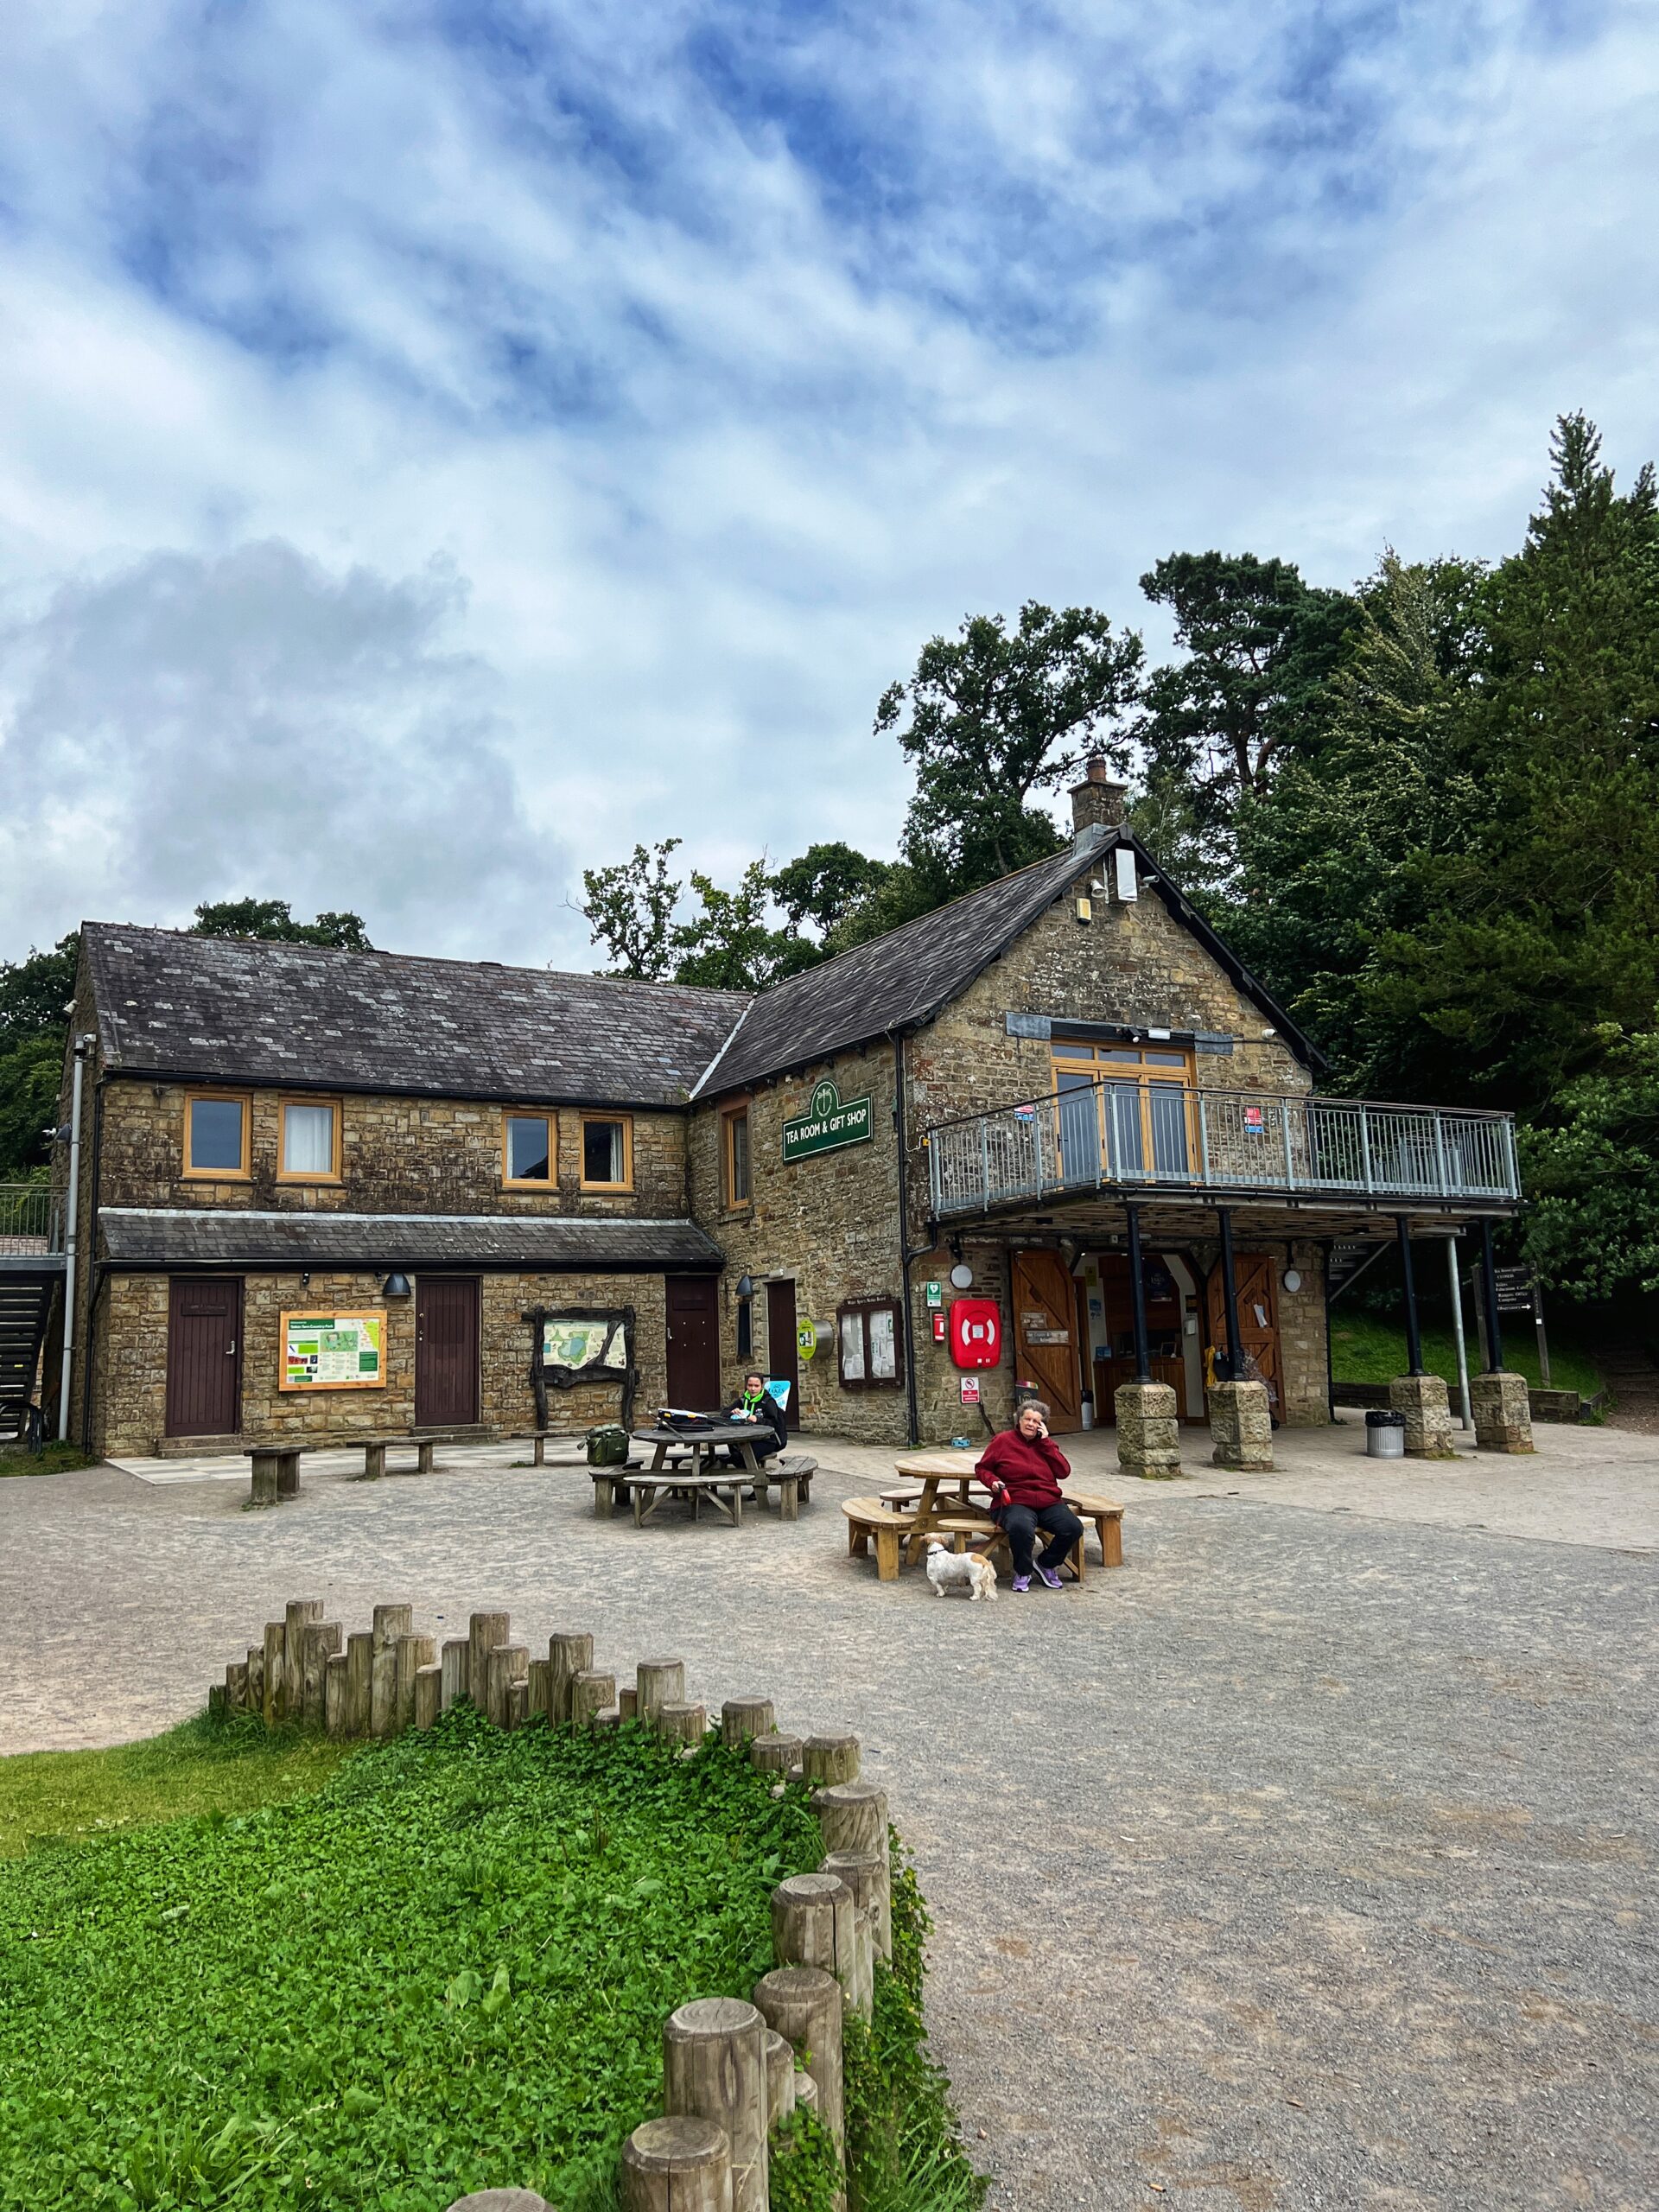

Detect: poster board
[542,1315,630,1371]
[281,1310,385,1392]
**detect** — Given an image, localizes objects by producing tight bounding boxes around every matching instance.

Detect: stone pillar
[1114,1381,1182,1479]
[1208,1379,1273,1470]
[1470,1371,1535,1453]
[1388,1373,1457,1459]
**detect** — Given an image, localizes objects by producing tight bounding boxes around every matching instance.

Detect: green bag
[585,1423,630,1468]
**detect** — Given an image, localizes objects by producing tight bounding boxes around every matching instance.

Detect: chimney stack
[1071,754,1127,837]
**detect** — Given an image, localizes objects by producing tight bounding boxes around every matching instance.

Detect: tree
[579,842,683,980]
[671,862,813,992]
[1521,1021,1659,1297]
[877,601,1144,900]
[0,935,79,1179]
[191,899,372,949]
[768,843,893,940]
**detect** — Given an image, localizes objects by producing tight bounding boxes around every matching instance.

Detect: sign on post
[1491,1268,1536,1313]
[281,1311,385,1391]
[781,1078,873,1163]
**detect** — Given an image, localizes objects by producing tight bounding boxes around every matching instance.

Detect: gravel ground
[2,1439,1655,2211]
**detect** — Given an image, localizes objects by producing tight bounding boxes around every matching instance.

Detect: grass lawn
[0,1440,98,1478]
[0,1710,981,2212]
[1329,1311,1602,1398]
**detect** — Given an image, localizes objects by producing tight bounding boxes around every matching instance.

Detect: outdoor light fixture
[949,1262,974,1290]
[736,1274,755,1299]
[383,1271,412,1298]
[1282,1268,1303,1294]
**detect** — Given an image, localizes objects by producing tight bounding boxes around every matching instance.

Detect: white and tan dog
[925,1540,997,1602]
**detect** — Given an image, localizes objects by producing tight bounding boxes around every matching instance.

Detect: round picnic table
[634,1421,768,1479]
[612,1421,770,1527]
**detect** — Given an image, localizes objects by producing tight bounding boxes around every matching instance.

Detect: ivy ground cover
[0,1709,823,2210]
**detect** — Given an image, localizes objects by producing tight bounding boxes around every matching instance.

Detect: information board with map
[280,1311,386,1392]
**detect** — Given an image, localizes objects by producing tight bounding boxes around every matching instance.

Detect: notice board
[281,1310,386,1391]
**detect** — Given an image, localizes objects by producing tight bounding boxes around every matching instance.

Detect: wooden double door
[1011,1249,1083,1433]
[1205,1252,1281,1400]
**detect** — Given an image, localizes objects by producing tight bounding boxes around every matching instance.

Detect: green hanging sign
[781,1077,874,1163]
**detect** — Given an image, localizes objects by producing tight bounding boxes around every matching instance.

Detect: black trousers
[995,1501,1084,1577]
[728,1434,783,1467]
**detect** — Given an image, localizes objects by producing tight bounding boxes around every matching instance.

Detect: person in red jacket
[976,1399,1084,1592]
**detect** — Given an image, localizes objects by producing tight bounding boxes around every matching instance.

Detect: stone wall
[90,1267,669,1460]
[92,1080,689,1220]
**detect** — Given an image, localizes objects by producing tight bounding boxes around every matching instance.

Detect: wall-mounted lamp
[735,1274,756,1299]
[383,1271,412,1299]
[300,1269,310,1290]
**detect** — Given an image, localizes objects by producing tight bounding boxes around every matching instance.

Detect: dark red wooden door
[166,1276,243,1436]
[416,1276,480,1427]
[766,1278,798,1423]
[665,1277,721,1410]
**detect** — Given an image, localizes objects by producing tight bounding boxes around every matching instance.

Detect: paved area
[3,1418,1656,2209]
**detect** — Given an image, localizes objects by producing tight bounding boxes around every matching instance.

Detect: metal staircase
[0,1183,67,1445]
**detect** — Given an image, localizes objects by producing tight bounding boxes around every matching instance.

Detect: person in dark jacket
[976,1399,1084,1592]
[725,1371,787,1465]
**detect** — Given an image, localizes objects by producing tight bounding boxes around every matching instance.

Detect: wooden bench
[842,1493,1123,1585]
[359,1436,440,1479]
[594,1466,744,1526]
[746,1453,817,1520]
[879,1479,1125,1571]
[245,1443,302,1506]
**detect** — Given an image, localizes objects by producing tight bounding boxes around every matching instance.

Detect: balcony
[0,1182,66,1259]
[924,1082,1520,1219]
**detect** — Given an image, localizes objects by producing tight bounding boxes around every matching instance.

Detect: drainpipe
[1446,1236,1472,1430]
[79,1077,107,1450]
[56,1036,93,1441]
[892,1030,920,1448]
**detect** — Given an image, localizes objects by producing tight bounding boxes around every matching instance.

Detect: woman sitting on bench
[725,1371,787,1466]
[976,1400,1084,1593]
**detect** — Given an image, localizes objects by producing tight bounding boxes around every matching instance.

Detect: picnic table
[588,1421,772,1527]
[889,1450,1000,1559]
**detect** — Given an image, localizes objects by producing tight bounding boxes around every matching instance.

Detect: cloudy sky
[1,1,1654,967]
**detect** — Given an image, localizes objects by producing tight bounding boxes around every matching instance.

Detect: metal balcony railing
[0,1183,66,1256]
[925,1082,1520,1217]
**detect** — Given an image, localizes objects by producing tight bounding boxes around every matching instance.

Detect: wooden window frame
[501,1109,554,1190]
[276,1096,343,1185]
[578,1112,634,1193]
[182,1089,251,1181]
[721,1101,753,1211]
[836,1297,904,1392]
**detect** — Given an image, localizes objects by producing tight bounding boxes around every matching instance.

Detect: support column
[1470,1218,1534,1452]
[1446,1237,1472,1431]
[1396,1216,1424,1376]
[1209,1379,1273,1470]
[1116,1211,1181,1478]
[1389,1215,1454,1457]
[1125,1203,1152,1383]
[1217,1207,1243,1382]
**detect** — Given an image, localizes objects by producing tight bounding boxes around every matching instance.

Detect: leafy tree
[191,899,372,949]
[1521,1021,1659,1298]
[0,933,79,1058]
[578,841,683,980]
[671,861,814,992]
[877,601,1143,899]
[0,936,79,1179]
[768,843,892,940]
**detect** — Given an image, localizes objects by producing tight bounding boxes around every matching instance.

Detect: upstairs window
[279,1099,340,1182]
[722,1105,751,1209]
[184,1092,249,1179]
[581,1115,632,1192]
[504,1113,552,1186]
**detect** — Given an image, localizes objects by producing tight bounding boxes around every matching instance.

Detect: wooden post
[507,1678,530,1731]
[527,1657,551,1719]
[207,1683,227,1723]
[823,1848,892,1963]
[637,1659,686,1734]
[569,1669,616,1731]
[225,1659,249,1712]
[440,1638,468,1713]
[262,1622,285,1726]
[547,1630,594,1725]
[793,2070,820,2116]
[658,1700,706,1748]
[283,1599,323,1719]
[771,1872,867,2017]
[663,1996,769,2212]
[721,1697,775,1749]
[764,2030,798,2125]
[302,1622,342,1724]
[802,1732,861,1787]
[753,1966,844,2152]
[324,1652,348,1737]
[816,1783,889,1962]
[468,1610,511,1708]
[345,1630,374,1738]
[749,1732,802,1777]
[621,2115,731,2212]
[486,1643,529,1727]
[618,1687,639,1722]
[245,1645,264,1716]
[414,1663,442,1731]
[372,1605,413,1738]
[396,1632,437,1733]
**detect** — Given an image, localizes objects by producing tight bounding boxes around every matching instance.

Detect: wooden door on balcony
[1051,1044,1195,1183]
[1205,1252,1281,1402]
[416,1275,480,1427]
[1011,1249,1082,1432]
[166,1276,243,1436]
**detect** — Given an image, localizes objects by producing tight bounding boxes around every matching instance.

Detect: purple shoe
[1011,1573,1032,1593]
[1036,1566,1064,1591]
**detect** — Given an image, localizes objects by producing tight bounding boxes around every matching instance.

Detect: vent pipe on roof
[1071,754,1127,839]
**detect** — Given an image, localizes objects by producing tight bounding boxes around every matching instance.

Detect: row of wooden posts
[213,1600,888,2211]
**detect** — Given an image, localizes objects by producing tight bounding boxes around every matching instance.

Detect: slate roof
[81,926,747,1108]
[99,1209,722,1272]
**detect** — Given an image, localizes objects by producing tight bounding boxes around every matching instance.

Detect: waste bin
[1365,1409,1406,1459]
[585,1423,630,1467]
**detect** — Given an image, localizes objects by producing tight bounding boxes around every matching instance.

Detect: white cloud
[0,1,1655,963]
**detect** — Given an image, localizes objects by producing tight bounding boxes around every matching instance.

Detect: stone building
[49,767,1521,1459]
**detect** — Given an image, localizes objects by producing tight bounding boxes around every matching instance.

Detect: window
[722,1105,751,1208]
[580,1114,632,1191]
[184,1091,249,1179]
[278,1099,340,1182]
[503,1113,552,1186]
[1050,1041,1196,1184]
[837,1299,903,1390]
